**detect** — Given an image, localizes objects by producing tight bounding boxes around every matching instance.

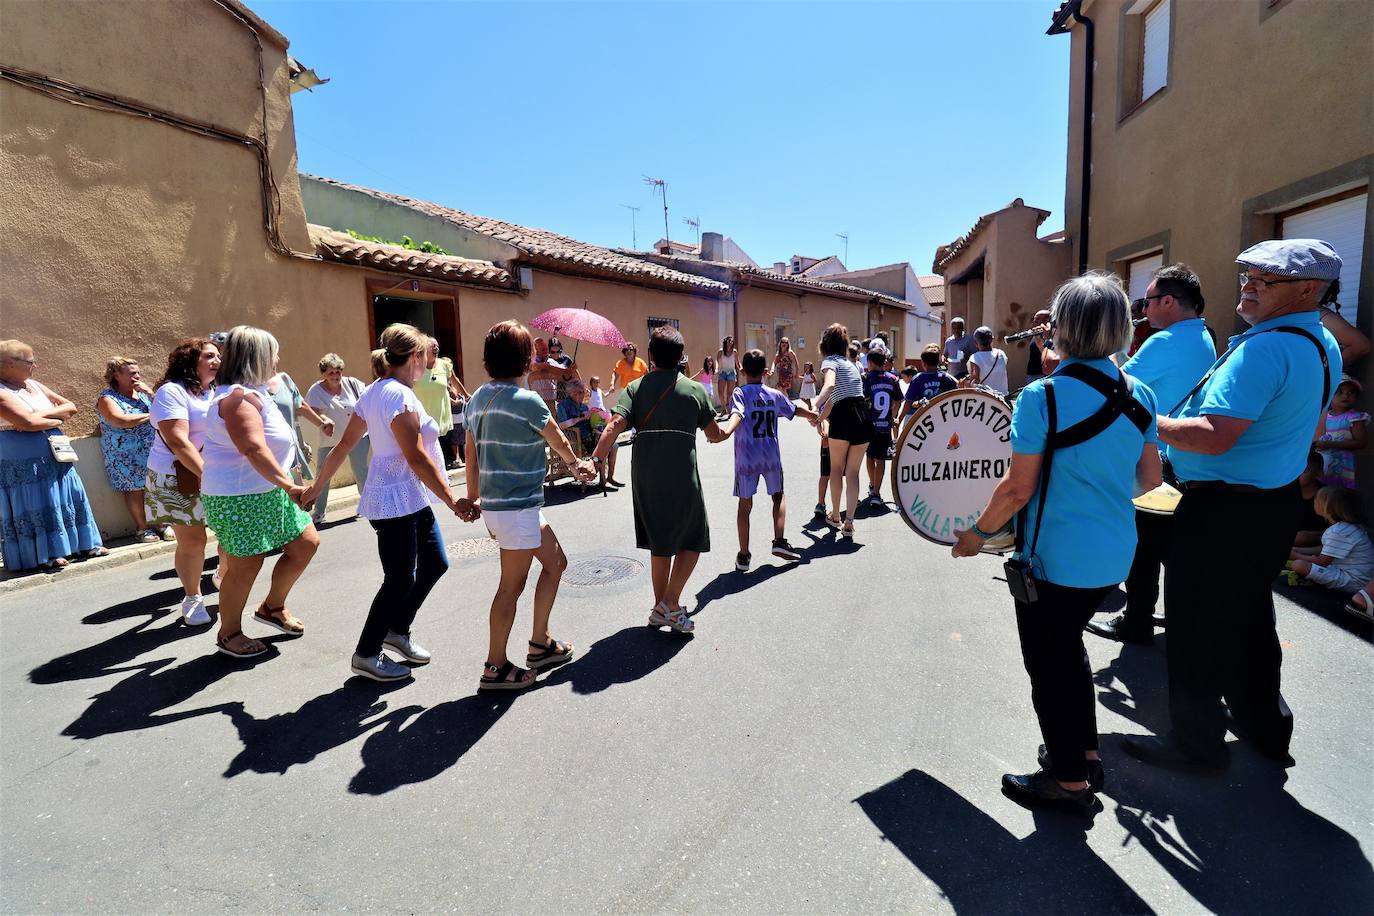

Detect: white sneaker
[179,594,211,626]
[211,564,224,590]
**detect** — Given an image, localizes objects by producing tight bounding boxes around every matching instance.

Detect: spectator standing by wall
[97,357,161,542]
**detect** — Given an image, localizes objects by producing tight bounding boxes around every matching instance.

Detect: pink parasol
[528,305,629,352]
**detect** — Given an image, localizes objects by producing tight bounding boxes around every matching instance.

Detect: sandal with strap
[841,524,855,540]
[1344,588,1374,623]
[526,638,575,671]
[824,514,843,531]
[216,630,268,659]
[479,660,537,692]
[254,603,305,636]
[38,557,70,572]
[648,601,695,635]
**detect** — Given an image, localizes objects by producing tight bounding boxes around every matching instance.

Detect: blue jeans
[313,437,370,523]
[359,507,448,656]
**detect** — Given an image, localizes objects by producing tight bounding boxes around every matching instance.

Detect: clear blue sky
[253,0,1070,274]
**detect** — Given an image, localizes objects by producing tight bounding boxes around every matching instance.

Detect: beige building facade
[1051,0,1372,342]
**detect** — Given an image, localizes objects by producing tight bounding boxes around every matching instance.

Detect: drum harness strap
[1015,364,1153,567]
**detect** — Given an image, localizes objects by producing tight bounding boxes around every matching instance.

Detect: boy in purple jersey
[895,345,957,443]
[862,350,901,505]
[720,350,817,571]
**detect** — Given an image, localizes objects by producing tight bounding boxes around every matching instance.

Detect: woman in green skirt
[201,326,320,658]
[592,325,727,634]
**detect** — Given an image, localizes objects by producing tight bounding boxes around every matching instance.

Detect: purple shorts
[735,466,784,499]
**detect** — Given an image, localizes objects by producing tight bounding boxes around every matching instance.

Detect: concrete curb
[0,467,469,596]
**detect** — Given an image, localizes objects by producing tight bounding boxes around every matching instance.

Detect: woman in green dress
[592,325,727,634]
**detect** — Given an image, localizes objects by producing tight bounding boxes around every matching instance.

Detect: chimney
[700,232,724,262]
[773,261,786,274]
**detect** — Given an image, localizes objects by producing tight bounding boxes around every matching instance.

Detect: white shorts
[483,507,547,551]
[1305,562,1361,592]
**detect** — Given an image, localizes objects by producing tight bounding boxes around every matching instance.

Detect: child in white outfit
[1289,486,1374,592]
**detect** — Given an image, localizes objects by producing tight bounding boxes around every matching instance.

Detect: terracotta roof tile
[933,197,1052,273]
[304,175,731,297]
[309,225,512,287]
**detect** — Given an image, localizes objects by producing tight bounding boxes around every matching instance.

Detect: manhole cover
[564,556,644,588]
[447,537,501,559]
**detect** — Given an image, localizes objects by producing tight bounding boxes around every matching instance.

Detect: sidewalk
[0,466,469,595]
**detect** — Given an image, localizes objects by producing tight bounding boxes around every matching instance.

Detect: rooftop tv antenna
[836,232,850,266]
[620,204,641,249]
[644,176,670,253]
[683,215,701,246]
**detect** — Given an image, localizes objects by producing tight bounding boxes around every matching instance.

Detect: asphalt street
[2,421,1372,914]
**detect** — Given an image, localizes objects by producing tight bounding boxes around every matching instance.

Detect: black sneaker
[735,551,751,572]
[1037,744,1105,793]
[1001,770,1097,815]
[771,538,801,562]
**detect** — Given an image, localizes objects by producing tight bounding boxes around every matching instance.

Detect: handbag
[47,434,79,463]
[155,427,201,496]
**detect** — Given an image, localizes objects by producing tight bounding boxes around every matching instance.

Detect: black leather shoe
[1001,770,1097,815]
[1121,735,1228,774]
[1085,613,1154,645]
[1222,709,1295,767]
[1037,744,1105,792]
[1152,612,1167,629]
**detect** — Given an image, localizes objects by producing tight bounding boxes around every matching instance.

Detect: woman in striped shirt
[464,321,595,691]
[814,323,871,539]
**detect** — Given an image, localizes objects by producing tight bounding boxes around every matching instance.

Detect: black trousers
[1123,508,1173,629]
[1015,580,1113,782]
[358,507,449,656]
[1164,482,1300,762]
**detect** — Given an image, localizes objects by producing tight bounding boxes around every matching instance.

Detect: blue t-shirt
[1168,311,1341,489]
[464,382,552,510]
[1120,317,1217,416]
[863,370,901,432]
[905,370,957,402]
[1011,357,1159,589]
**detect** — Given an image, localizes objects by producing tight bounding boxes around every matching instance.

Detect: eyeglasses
[1239,272,1311,290]
[12,356,35,365]
[1131,295,1166,311]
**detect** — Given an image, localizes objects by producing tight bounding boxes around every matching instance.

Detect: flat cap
[1236,238,1342,282]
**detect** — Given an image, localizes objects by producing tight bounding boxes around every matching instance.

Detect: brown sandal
[254,603,305,636]
[216,630,268,658]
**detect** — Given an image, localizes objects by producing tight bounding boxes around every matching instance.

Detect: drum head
[889,388,1014,546]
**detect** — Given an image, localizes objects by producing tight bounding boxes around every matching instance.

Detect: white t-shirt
[201,385,297,496]
[967,349,1009,395]
[1321,522,1374,582]
[306,377,366,447]
[147,383,214,475]
[354,378,444,520]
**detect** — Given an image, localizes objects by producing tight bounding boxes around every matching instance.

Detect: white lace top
[355,378,444,520]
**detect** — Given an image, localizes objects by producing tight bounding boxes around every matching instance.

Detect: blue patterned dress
[98,388,154,491]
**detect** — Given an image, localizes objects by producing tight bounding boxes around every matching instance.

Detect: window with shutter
[1141,0,1170,101]
[1127,252,1165,303]
[1281,191,1369,315]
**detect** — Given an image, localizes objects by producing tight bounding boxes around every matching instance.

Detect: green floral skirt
[203,488,311,557]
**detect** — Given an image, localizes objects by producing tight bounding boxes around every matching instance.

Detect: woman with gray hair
[305,353,369,525]
[201,326,320,659]
[951,272,1163,814]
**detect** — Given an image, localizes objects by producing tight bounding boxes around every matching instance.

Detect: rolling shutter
[1282,192,1367,315]
[1142,1,1170,100]
[1127,252,1165,302]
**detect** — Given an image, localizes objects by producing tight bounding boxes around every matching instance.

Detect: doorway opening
[365,278,463,379]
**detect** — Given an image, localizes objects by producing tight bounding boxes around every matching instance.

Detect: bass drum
[890,388,1015,548]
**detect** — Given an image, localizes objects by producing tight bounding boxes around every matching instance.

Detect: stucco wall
[735,286,867,376]
[1061,0,1373,336]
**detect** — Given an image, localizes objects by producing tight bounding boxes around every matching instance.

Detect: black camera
[1004,558,1039,604]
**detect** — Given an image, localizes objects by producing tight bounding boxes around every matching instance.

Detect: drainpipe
[1071,5,1095,276]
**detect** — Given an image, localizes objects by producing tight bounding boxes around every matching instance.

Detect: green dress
[614,370,715,557]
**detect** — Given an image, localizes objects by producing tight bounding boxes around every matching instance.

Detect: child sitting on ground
[1288,486,1374,593]
[1317,375,1368,489]
[719,348,817,571]
[1294,450,1328,549]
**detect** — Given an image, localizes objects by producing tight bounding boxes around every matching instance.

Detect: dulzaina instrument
[890,387,1015,554]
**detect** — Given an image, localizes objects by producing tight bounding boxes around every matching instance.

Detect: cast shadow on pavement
[1272,579,1373,641]
[59,647,282,740]
[1100,731,1374,913]
[690,563,803,617]
[221,679,422,778]
[149,556,218,581]
[854,769,1150,913]
[348,691,520,796]
[30,590,206,685]
[539,625,693,695]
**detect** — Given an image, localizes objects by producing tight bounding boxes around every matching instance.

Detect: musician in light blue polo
[1124,239,1343,775]
[1087,263,1217,646]
[952,273,1162,814]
